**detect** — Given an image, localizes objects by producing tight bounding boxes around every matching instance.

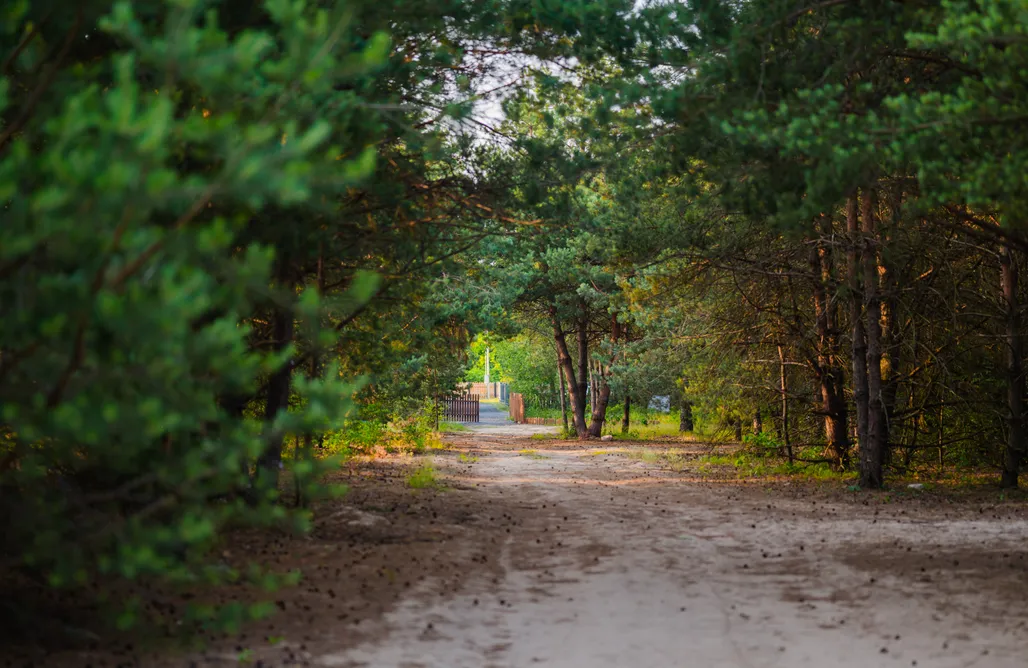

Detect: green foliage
[494,333,561,408]
[321,398,441,456]
[1,0,380,626]
[464,333,504,383]
[742,431,784,457]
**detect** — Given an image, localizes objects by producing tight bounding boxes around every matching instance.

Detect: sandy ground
[324,432,1028,668]
[13,424,1028,667]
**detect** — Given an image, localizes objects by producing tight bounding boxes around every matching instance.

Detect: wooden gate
[443,394,480,423]
[509,393,525,423]
[508,393,559,426]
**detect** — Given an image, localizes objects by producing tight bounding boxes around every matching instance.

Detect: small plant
[406,463,440,489]
[458,453,479,463]
[742,431,784,456]
[518,449,549,460]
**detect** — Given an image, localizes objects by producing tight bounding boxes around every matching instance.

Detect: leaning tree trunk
[551,307,588,437]
[847,194,872,487]
[861,188,886,489]
[1000,243,1025,488]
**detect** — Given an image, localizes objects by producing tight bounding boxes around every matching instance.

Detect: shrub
[0,0,381,631]
[742,431,784,457]
[405,464,439,489]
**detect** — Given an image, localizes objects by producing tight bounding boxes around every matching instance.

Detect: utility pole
[484,346,491,397]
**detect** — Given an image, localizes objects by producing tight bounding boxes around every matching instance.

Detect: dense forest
[3,0,1028,649]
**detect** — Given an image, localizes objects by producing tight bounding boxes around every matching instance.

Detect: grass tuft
[406,463,441,489]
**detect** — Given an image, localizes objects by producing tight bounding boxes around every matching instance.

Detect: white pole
[484,347,491,395]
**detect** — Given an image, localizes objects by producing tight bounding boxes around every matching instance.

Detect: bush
[317,398,442,457]
[742,431,785,457]
[0,0,380,631]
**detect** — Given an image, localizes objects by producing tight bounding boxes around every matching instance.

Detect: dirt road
[323,432,1028,668]
[26,427,1028,667]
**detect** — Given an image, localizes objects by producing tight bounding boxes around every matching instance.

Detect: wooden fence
[509,393,525,423]
[443,394,479,423]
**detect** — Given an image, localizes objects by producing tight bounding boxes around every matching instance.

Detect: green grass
[518,449,549,460]
[438,421,470,433]
[695,453,851,480]
[524,406,563,419]
[406,463,441,489]
[606,421,691,441]
[626,448,689,471]
[457,452,478,463]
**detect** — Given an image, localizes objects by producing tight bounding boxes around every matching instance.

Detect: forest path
[320,438,1028,668]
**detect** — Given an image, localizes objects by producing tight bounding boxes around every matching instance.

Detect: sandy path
[320,438,1028,668]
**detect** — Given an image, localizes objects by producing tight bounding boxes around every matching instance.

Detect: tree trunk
[587,316,620,437]
[256,298,295,492]
[621,323,630,435]
[1001,243,1025,488]
[847,194,872,487]
[557,358,569,434]
[880,186,903,465]
[778,344,792,464]
[588,374,611,437]
[577,314,589,431]
[734,418,743,442]
[589,359,598,411]
[753,408,762,434]
[296,250,326,508]
[679,387,694,433]
[551,307,588,437]
[860,188,886,489]
[811,217,849,467]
